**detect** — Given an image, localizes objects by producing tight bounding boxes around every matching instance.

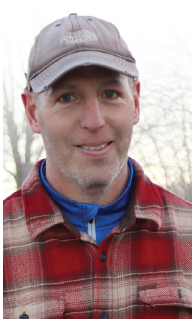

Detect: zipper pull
[88,218,96,241]
[19,313,29,319]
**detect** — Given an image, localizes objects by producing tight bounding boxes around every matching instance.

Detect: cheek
[119,108,135,131]
[120,114,135,144]
[37,110,62,132]
[112,117,134,152]
[39,117,75,151]
[37,115,58,142]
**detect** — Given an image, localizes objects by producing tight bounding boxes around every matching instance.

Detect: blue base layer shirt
[40,159,133,245]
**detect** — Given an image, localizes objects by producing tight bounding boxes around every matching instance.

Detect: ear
[132,79,140,125]
[21,89,41,134]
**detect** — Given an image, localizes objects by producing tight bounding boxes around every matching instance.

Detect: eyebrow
[101,78,124,87]
[53,83,78,91]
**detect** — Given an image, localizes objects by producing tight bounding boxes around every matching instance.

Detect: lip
[76,141,113,157]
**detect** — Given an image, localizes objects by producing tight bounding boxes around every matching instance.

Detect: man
[3,13,192,319]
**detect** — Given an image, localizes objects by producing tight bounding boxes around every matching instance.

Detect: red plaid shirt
[3,159,192,319]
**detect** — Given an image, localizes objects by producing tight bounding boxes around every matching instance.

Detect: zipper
[88,218,96,241]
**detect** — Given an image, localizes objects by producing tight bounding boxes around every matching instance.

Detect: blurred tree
[131,70,192,202]
[3,62,44,190]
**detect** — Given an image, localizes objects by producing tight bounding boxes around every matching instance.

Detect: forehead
[51,66,127,90]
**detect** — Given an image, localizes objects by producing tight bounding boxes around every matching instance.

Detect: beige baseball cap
[27,13,139,93]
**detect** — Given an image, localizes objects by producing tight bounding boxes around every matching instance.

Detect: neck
[45,160,129,206]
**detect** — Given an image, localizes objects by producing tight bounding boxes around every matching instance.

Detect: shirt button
[100,313,109,319]
[100,252,107,261]
[19,314,29,319]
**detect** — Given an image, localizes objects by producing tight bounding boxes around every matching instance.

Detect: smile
[76,142,113,156]
[80,143,108,151]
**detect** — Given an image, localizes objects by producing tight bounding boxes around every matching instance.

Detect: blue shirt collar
[40,159,133,240]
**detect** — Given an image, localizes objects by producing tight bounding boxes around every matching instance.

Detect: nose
[81,97,105,131]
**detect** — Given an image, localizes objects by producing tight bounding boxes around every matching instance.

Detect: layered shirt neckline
[40,159,133,244]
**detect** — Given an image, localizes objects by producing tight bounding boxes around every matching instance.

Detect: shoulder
[154,184,192,232]
[131,157,192,209]
[3,189,23,220]
[130,157,192,233]
[4,159,45,216]
[4,189,22,203]
[155,183,192,210]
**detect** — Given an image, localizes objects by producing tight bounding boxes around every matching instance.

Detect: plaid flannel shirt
[3,158,192,319]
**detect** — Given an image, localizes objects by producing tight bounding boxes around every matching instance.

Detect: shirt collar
[123,158,164,231]
[22,159,164,240]
[39,159,134,229]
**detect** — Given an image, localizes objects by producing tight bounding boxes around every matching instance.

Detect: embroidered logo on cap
[60,30,98,44]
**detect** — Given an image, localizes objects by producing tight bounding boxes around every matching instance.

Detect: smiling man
[23,65,140,205]
[3,14,192,319]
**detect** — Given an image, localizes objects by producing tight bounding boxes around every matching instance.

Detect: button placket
[94,246,108,318]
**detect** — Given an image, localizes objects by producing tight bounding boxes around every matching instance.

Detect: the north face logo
[60,30,98,44]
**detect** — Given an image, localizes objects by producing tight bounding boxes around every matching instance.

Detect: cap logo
[60,30,98,44]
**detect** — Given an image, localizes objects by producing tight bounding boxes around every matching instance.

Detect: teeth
[81,143,108,151]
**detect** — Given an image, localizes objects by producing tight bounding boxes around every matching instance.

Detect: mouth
[76,142,112,151]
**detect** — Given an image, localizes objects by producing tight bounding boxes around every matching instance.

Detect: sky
[2,0,192,198]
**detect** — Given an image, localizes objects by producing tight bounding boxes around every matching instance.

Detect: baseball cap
[27,13,139,93]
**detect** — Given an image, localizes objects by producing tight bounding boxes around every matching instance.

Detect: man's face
[31,66,140,199]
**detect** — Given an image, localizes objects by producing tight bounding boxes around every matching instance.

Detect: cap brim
[30,51,139,93]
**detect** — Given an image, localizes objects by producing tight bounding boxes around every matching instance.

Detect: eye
[103,91,118,99]
[59,94,75,102]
